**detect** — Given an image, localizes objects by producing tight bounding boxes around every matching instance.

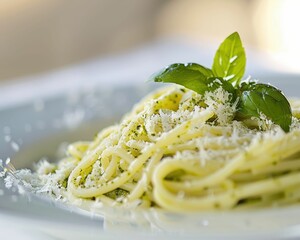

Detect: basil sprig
[150,32,292,132]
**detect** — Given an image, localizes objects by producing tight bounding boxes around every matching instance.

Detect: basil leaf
[151,63,213,81]
[212,32,246,86]
[237,83,292,132]
[152,63,235,98]
[151,63,210,94]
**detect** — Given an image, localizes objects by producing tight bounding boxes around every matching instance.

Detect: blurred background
[0,0,299,84]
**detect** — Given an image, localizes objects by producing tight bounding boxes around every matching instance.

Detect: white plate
[1,74,300,240]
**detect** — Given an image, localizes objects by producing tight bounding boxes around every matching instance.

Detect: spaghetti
[22,86,300,212]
